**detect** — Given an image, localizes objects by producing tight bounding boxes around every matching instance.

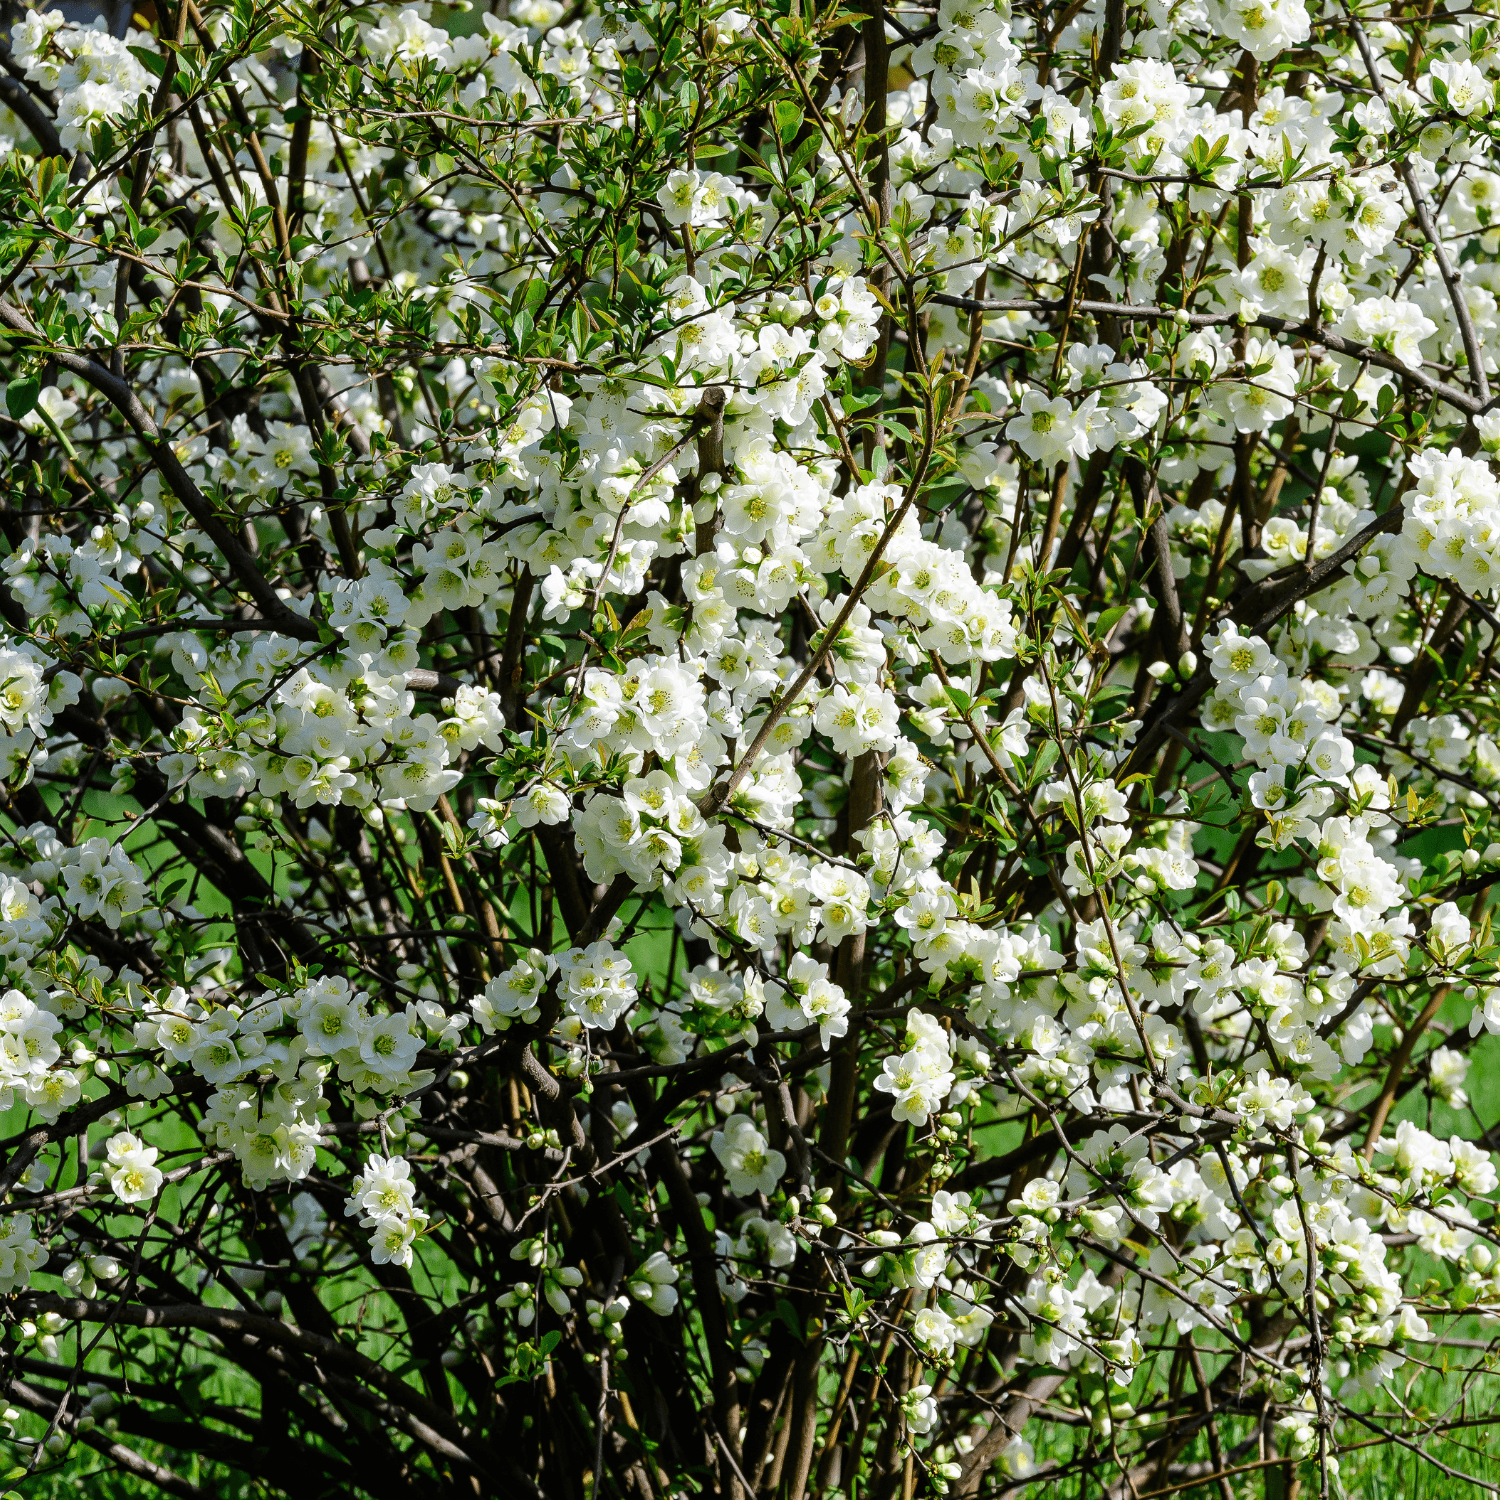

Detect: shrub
[0,0,1499,1497]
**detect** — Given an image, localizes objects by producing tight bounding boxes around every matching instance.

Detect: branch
[1348,18,1490,403]
[13,1294,487,1472]
[9,1380,208,1500]
[929,292,1483,414]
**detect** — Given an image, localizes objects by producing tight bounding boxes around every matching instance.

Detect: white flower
[1431,58,1493,117]
[904,1385,939,1434]
[814,683,900,755]
[911,1304,958,1361]
[1211,0,1309,60]
[513,780,571,828]
[345,1152,418,1224]
[105,1133,163,1204]
[0,1214,45,1293]
[1430,1046,1470,1109]
[710,1115,786,1197]
[1340,297,1436,372]
[557,941,638,1030]
[1207,624,1274,687]
[344,1153,428,1268]
[1216,338,1296,431]
[762,956,850,1046]
[473,951,555,1033]
[358,1012,423,1079]
[1006,390,1090,466]
[628,1250,680,1315]
[1430,901,1472,959]
[998,1435,1036,1478]
[370,1215,422,1268]
[60,839,147,930]
[873,1012,956,1124]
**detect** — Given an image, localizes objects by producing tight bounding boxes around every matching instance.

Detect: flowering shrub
[3,0,1500,1495]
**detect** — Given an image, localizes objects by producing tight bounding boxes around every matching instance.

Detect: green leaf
[128,45,166,77]
[1030,739,1060,783]
[775,1298,804,1342]
[1094,604,1128,642]
[5,376,40,421]
[787,134,822,179]
[774,100,804,144]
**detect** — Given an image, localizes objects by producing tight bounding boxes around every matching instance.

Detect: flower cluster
[342,1153,429,1269]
